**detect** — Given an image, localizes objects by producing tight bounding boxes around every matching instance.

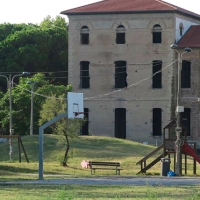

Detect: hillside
[0,134,199,179]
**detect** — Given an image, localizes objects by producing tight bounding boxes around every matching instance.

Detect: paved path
[1,177,200,186]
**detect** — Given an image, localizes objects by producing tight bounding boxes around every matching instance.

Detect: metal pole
[9,74,12,133]
[9,74,13,161]
[30,84,34,135]
[170,44,192,176]
[175,52,182,176]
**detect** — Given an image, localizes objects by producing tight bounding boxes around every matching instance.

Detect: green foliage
[0,16,68,89]
[39,94,84,137]
[0,73,72,135]
[39,94,85,165]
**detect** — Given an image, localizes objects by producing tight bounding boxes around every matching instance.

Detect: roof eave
[61,10,176,16]
[61,10,200,20]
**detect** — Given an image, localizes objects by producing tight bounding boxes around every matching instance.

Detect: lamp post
[27,81,38,136]
[170,44,192,176]
[10,72,30,134]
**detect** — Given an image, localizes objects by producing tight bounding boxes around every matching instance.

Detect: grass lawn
[0,184,200,200]
[0,135,200,199]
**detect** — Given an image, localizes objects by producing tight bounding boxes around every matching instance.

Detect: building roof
[61,0,200,19]
[177,25,200,48]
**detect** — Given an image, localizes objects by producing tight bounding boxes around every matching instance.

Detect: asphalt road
[1,176,200,186]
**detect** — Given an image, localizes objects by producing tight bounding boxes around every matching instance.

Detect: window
[152,24,162,43]
[181,60,191,88]
[115,108,126,139]
[116,25,125,44]
[81,108,89,135]
[179,23,184,36]
[115,61,127,88]
[181,108,191,136]
[152,60,162,88]
[80,61,90,89]
[80,26,89,44]
[152,108,162,136]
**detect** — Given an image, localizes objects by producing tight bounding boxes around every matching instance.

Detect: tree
[0,16,68,91]
[0,73,72,135]
[39,94,85,166]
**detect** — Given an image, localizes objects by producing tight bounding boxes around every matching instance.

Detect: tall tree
[0,16,68,91]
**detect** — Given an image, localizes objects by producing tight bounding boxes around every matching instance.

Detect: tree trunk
[62,133,69,166]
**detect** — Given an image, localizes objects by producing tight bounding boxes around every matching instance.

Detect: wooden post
[18,135,21,163]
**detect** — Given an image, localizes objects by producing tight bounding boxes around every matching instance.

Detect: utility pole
[27,81,38,135]
[170,44,192,176]
[9,74,13,161]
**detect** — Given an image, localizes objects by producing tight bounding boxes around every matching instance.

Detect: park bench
[88,161,123,175]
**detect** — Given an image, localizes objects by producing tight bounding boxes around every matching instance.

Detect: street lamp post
[27,81,38,136]
[170,44,192,176]
[10,72,30,135]
[1,72,30,161]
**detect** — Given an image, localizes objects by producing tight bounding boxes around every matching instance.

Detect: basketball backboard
[67,92,84,119]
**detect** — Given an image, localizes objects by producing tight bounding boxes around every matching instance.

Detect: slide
[182,142,200,164]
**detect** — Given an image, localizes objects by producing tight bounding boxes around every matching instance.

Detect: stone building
[61,0,200,145]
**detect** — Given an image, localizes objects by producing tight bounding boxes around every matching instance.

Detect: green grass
[1,135,200,199]
[0,134,200,180]
[0,184,200,200]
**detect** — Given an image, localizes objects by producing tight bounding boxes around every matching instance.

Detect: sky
[0,0,200,24]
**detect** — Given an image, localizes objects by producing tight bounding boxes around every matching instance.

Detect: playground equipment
[0,135,29,163]
[136,119,200,175]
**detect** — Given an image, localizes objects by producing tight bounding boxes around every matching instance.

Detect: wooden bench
[89,161,123,175]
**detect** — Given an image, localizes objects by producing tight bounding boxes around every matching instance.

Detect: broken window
[80,61,90,89]
[81,108,89,135]
[181,108,191,136]
[116,25,125,44]
[80,26,89,44]
[152,108,162,136]
[115,61,127,88]
[152,24,162,43]
[152,60,162,88]
[181,60,191,88]
[115,108,126,139]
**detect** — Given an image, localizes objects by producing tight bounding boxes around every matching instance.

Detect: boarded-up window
[181,60,191,88]
[153,24,162,43]
[116,25,125,44]
[81,108,89,135]
[181,108,191,136]
[115,61,127,88]
[153,108,162,136]
[80,26,89,44]
[152,60,162,88]
[80,61,90,89]
[115,108,126,139]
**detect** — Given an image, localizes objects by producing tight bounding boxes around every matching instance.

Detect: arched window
[80,26,89,44]
[152,24,162,43]
[116,25,125,44]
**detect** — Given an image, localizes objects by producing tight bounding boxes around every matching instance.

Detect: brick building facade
[61,0,200,145]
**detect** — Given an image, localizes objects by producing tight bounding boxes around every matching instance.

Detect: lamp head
[184,47,192,52]
[170,44,178,49]
[22,72,31,77]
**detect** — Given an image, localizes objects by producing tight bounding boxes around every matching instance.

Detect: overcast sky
[0,0,200,24]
